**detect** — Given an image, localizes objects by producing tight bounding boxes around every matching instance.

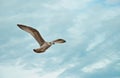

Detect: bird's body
[17,24,66,53]
[33,42,52,53]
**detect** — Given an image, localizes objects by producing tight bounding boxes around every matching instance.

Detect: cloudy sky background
[0,0,120,78]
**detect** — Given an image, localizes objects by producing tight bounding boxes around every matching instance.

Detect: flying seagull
[17,24,66,53]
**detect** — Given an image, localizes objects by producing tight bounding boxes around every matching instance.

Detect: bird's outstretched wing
[53,39,66,43]
[17,24,45,46]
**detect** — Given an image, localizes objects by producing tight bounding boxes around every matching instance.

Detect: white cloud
[67,26,86,46]
[86,33,106,51]
[100,7,120,21]
[43,0,92,10]
[0,36,31,49]
[41,68,66,78]
[82,59,111,73]
[67,3,120,48]
[0,64,66,78]
[0,65,40,78]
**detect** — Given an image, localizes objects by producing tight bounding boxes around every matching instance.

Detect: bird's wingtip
[17,24,21,26]
[17,24,23,28]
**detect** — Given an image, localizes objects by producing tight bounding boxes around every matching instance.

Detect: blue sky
[0,0,120,78]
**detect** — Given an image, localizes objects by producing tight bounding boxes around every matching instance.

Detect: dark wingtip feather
[17,24,21,26]
[17,24,22,28]
[17,24,25,29]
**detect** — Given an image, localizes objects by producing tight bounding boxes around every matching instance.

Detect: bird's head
[53,39,66,44]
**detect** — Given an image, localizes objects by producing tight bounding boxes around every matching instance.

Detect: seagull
[17,24,66,53]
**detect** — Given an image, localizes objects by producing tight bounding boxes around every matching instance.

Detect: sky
[0,0,120,78]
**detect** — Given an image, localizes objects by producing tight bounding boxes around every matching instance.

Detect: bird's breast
[41,42,51,48]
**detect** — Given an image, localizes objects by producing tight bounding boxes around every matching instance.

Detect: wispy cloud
[0,62,67,78]
[0,65,40,78]
[86,33,106,51]
[43,0,92,10]
[82,59,111,73]
[41,68,66,78]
